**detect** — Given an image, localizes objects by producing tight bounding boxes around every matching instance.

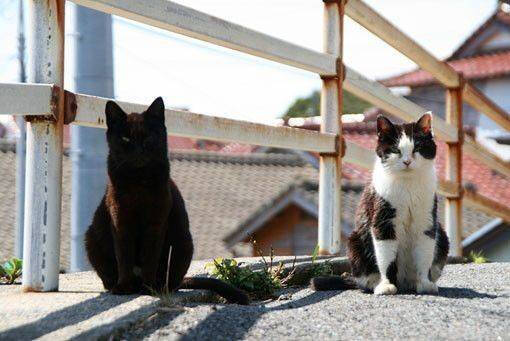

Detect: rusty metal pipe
[22,0,65,292]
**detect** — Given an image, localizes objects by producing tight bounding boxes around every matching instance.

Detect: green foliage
[308,245,333,278]
[205,257,282,300]
[0,258,23,284]
[283,90,371,119]
[468,251,488,264]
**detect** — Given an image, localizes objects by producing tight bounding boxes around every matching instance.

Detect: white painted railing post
[445,81,464,258]
[22,0,65,292]
[318,0,344,255]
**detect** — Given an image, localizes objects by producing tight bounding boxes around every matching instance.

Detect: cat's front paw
[416,280,438,295]
[374,282,397,295]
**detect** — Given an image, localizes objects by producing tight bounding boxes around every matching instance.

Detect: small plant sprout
[309,245,333,278]
[469,251,488,264]
[0,258,23,284]
[205,257,282,300]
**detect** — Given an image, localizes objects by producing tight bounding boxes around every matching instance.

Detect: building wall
[252,205,302,256]
[252,205,348,256]
[252,205,319,256]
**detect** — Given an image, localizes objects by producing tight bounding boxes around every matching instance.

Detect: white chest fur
[372,159,436,232]
[372,159,437,289]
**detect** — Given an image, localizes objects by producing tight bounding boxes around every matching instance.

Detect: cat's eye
[122,137,130,142]
[391,148,401,155]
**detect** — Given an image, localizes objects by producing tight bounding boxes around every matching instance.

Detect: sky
[0,0,498,125]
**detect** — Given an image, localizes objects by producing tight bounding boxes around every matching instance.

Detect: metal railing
[1,0,509,292]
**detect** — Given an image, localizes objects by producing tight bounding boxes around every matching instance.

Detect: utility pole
[15,0,26,258]
[70,5,114,272]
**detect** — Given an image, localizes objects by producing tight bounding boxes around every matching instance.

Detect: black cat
[85,97,249,304]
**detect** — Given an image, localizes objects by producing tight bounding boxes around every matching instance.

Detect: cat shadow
[392,286,500,299]
[437,286,500,299]
[0,292,139,340]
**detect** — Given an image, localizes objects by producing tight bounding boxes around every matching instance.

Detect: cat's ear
[376,115,395,136]
[145,97,165,124]
[105,101,127,128]
[416,112,432,135]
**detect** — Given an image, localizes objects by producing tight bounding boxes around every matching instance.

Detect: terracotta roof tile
[382,51,510,87]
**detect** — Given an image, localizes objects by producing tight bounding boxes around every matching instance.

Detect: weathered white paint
[23,0,65,292]
[70,0,337,76]
[318,1,343,255]
[344,140,374,170]
[445,88,463,257]
[0,83,54,116]
[71,92,338,153]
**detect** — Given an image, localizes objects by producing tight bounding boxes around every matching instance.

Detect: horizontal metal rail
[70,92,338,153]
[345,0,459,88]
[463,83,510,132]
[70,0,337,76]
[343,70,510,178]
[344,68,458,142]
[464,189,510,222]
[3,82,509,178]
[58,1,510,178]
[0,83,55,116]
[346,0,510,132]
[464,136,510,178]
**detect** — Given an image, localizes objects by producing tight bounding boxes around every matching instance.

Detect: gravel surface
[121,263,510,341]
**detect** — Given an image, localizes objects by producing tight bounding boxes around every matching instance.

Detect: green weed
[468,251,488,264]
[0,258,22,284]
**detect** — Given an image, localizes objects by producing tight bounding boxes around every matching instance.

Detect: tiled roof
[381,51,510,87]
[0,130,500,267]
[0,146,317,266]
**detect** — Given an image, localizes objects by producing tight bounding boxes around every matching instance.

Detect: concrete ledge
[3,258,506,340]
[0,256,346,340]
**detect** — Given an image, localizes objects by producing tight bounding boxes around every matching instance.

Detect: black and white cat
[312,113,449,295]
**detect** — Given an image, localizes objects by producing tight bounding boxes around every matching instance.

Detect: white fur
[371,130,438,293]
[372,239,398,295]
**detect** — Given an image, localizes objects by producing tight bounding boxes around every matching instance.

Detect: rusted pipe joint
[320,59,345,82]
[320,135,345,158]
[64,90,77,124]
[447,72,466,91]
[25,85,61,123]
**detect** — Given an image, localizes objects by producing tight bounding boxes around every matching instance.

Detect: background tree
[283,90,371,119]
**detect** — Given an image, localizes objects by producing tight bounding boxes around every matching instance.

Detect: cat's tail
[180,277,250,305]
[310,275,357,291]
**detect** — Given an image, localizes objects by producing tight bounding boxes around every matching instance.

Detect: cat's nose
[403,160,412,167]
